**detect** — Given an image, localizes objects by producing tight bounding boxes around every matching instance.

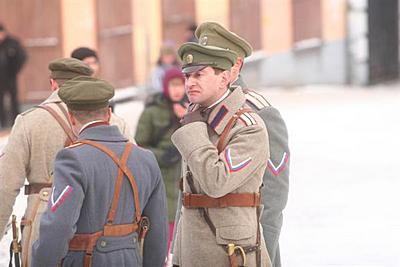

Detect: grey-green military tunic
[30,124,168,267]
[171,88,272,267]
[234,76,290,267]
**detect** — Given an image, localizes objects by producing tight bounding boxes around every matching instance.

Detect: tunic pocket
[95,232,142,266]
[215,225,256,245]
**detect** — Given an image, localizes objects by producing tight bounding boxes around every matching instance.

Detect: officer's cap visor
[182,65,207,74]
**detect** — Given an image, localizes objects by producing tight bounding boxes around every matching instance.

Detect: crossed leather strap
[24,103,77,196]
[18,103,76,267]
[67,140,149,267]
[181,108,262,267]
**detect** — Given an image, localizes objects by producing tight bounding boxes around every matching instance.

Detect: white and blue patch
[267,152,289,176]
[224,148,252,173]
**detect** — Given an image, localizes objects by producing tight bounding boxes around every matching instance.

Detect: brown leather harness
[181,108,262,267]
[67,140,149,267]
[24,103,77,196]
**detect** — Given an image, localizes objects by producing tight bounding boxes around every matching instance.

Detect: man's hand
[180,108,211,126]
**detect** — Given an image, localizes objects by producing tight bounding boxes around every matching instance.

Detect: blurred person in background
[71,47,118,111]
[71,47,100,77]
[135,67,187,255]
[0,23,27,127]
[185,23,198,43]
[148,43,180,95]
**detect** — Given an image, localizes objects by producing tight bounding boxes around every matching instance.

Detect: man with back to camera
[30,76,168,267]
[0,58,133,267]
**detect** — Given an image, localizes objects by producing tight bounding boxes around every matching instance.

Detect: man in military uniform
[171,22,290,267]
[171,42,271,266]
[194,22,290,267]
[0,58,132,267]
[31,76,168,267]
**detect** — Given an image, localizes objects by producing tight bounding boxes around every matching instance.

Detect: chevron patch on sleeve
[267,152,289,176]
[224,148,252,173]
[50,185,74,212]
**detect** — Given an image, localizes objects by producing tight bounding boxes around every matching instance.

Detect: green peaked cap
[178,42,238,74]
[48,58,93,80]
[195,21,252,58]
[58,76,114,111]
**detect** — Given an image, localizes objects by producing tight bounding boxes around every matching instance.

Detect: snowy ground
[0,85,399,266]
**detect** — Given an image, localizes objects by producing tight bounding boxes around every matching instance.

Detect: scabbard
[9,243,20,267]
[228,253,239,267]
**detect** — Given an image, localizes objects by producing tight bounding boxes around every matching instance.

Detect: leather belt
[24,183,52,195]
[182,192,260,208]
[69,223,138,251]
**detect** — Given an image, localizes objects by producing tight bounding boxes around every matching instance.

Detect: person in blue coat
[31,76,168,267]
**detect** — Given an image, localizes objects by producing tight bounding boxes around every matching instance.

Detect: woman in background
[135,67,187,248]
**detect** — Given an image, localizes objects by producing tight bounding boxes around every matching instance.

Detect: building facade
[0,0,362,102]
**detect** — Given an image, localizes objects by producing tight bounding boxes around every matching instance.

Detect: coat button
[42,191,49,197]
[100,240,107,247]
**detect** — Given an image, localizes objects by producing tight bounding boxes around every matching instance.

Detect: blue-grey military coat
[234,77,290,267]
[31,124,168,267]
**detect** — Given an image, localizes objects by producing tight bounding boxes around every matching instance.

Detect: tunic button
[100,240,107,247]
[42,191,49,197]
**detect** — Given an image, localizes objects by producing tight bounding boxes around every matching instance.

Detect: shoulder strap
[216,108,254,153]
[78,140,142,223]
[37,104,77,146]
[107,143,133,224]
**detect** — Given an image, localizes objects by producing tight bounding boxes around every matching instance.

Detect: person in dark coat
[0,23,27,127]
[135,67,186,238]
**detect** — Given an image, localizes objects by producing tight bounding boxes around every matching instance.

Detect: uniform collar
[79,120,109,134]
[206,89,230,110]
[42,90,62,104]
[206,86,246,135]
[78,124,128,143]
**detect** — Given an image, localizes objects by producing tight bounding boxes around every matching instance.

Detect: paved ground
[0,84,399,266]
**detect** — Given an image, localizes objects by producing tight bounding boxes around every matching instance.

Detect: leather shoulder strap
[78,140,142,223]
[37,104,77,146]
[107,143,133,224]
[216,108,254,153]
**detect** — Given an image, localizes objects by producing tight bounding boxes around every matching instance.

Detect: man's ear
[220,70,231,88]
[230,57,243,82]
[49,79,59,91]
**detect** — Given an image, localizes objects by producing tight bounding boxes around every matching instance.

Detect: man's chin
[188,96,199,104]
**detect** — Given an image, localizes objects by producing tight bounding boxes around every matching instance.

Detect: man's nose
[185,76,196,87]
